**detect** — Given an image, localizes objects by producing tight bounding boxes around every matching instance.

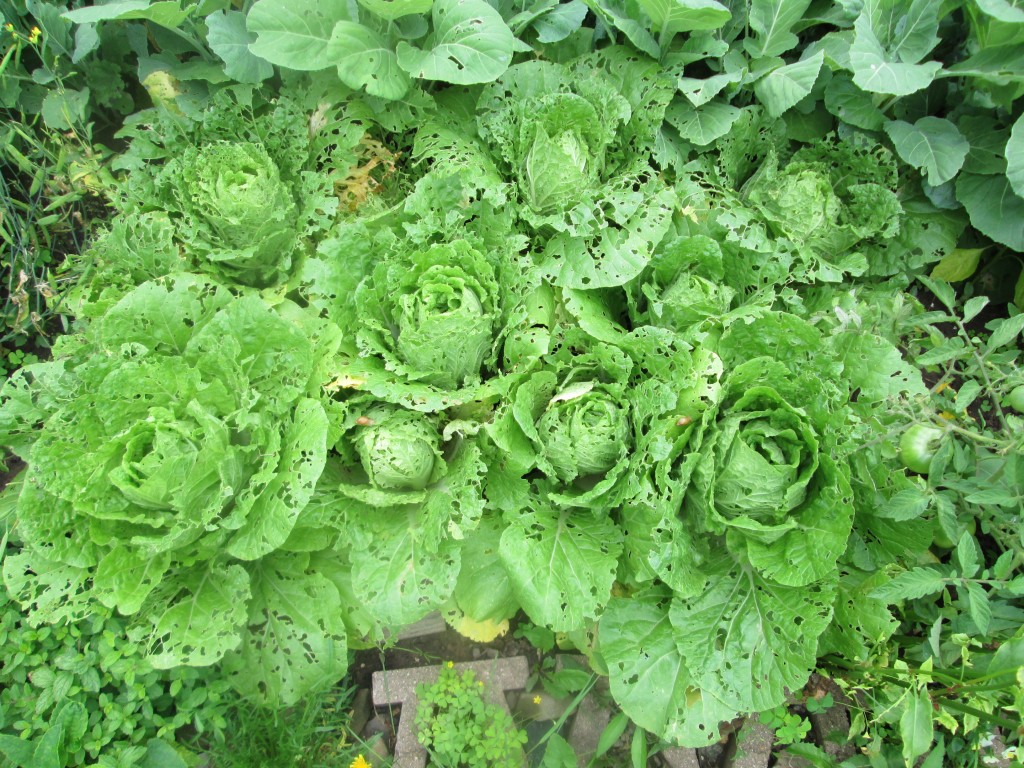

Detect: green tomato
[1005,384,1024,413]
[899,424,944,474]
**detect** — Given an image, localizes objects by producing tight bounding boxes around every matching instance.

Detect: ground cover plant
[1,0,1023,765]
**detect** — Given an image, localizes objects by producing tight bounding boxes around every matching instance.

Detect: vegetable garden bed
[1,1,1023,767]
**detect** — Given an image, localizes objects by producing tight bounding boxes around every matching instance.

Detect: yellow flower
[533,695,542,705]
[349,756,372,768]
[3,23,14,32]
[446,661,454,669]
[28,26,40,43]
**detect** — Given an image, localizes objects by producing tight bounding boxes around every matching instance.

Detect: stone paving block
[660,746,701,768]
[567,688,611,763]
[372,656,529,768]
[808,677,856,761]
[727,719,774,768]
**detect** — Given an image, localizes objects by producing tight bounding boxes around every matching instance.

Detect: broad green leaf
[452,515,518,622]
[931,248,984,282]
[886,0,940,63]
[900,689,934,764]
[63,0,191,27]
[396,0,514,84]
[63,0,151,23]
[40,87,90,130]
[975,0,1024,23]
[146,562,251,668]
[357,0,433,20]
[223,553,348,706]
[956,172,1024,251]
[823,75,886,130]
[580,0,660,57]
[328,21,410,99]
[672,552,837,713]
[849,15,940,96]
[500,505,623,632]
[533,0,589,43]
[94,546,172,615]
[139,739,188,768]
[744,0,813,58]
[869,567,947,601]
[664,99,741,145]
[206,10,274,83]
[600,592,736,746]
[884,117,969,187]
[1007,114,1024,198]
[947,44,1024,84]
[633,0,731,36]
[349,509,462,626]
[247,0,351,71]
[677,71,742,106]
[0,734,37,768]
[753,51,824,117]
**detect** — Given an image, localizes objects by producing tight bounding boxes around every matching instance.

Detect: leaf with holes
[600,590,737,747]
[671,551,838,713]
[396,0,514,84]
[328,21,410,99]
[500,503,623,632]
[223,552,348,706]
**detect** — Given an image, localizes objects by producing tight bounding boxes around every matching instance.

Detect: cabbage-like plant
[356,240,499,391]
[0,275,346,706]
[172,142,299,287]
[325,397,486,629]
[742,140,904,277]
[474,51,678,289]
[627,234,736,340]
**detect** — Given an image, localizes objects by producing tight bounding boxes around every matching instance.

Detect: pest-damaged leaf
[396,0,515,84]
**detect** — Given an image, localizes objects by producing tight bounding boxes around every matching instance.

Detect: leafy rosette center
[395,263,493,389]
[175,142,299,286]
[106,405,226,513]
[710,388,818,521]
[538,383,630,483]
[355,406,443,491]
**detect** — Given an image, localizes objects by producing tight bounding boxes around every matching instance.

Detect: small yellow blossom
[29,26,40,43]
[446,660,454,669]
[349,755,372,768]
[3,22,14,33]
[477,681,484,687]
[533,695,542,705]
